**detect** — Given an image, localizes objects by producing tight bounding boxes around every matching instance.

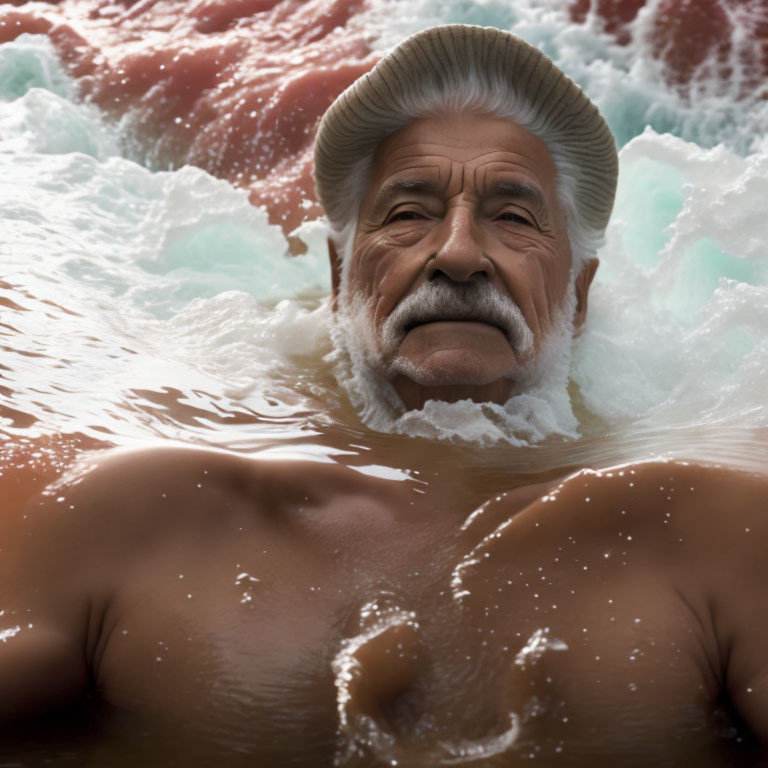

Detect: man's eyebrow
[489,181,549,212]
[369,178,441,214]
[385,179,437,193]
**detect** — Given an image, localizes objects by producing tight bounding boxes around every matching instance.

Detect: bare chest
[92,507,742,768]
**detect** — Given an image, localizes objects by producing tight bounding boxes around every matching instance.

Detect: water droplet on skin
[0,626,21,643]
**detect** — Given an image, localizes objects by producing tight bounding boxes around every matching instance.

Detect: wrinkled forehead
[359,113,562,222]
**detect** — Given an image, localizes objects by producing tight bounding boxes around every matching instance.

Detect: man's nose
[424,208,495,282]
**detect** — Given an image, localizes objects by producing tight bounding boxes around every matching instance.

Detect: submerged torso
[4,447,764,767]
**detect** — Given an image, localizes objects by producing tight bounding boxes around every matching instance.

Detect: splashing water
[332,594,527,766]
[0,2,766,470]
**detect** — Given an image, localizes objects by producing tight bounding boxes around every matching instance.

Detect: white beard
[328,291,407,430]
[328,278,580,446]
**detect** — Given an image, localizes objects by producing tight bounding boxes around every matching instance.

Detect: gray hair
[328,76,607,294]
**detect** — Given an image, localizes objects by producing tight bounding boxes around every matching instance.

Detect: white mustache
[380,278,534,355]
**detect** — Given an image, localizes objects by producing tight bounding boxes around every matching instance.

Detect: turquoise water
[0,1,766,463]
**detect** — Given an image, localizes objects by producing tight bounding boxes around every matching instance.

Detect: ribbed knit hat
[314,24,618,234]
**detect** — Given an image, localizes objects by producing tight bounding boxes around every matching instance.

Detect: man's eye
[387,210,426,223]
[495,212,533,226]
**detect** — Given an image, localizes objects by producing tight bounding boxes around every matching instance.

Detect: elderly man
[316,25,611,438]
[1,25,767,768]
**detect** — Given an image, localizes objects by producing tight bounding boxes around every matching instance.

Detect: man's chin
[390,342,522,384]
[388,323,521,382]
[389,356,518,409]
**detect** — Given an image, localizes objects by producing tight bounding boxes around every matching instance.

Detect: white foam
[574,131,768,432]
[0,16,766,453]
[0,34,74,101]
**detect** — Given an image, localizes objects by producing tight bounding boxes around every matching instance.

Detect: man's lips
[403,319,510,340]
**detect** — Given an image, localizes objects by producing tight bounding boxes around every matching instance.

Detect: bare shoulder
[546,460,768,665]
[535,459,768,536]
[566,461,768,743]
[17,444,406,550]
[1,447,254,586]
[491,458,768,588]
[455,459,767,557]
[11,446,253,545]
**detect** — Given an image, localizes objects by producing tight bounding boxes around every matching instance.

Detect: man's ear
[328,237,342,310]
[572,258,599,336]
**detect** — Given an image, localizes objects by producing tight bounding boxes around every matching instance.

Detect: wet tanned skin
[1,448,768,766]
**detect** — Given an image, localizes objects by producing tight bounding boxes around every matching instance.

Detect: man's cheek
[492,231,565,264]
[371,246,420,295]
[505,242,570,292]
[384,225,430,248]
[345,243,379,294]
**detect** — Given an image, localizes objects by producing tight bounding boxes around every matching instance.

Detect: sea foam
[0,11,766,456]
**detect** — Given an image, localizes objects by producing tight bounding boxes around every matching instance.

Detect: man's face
[331,113,596,411]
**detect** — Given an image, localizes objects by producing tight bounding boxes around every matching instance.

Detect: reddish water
[2,0,765,243]
[0,0,375,239]
[569,0,768,98]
